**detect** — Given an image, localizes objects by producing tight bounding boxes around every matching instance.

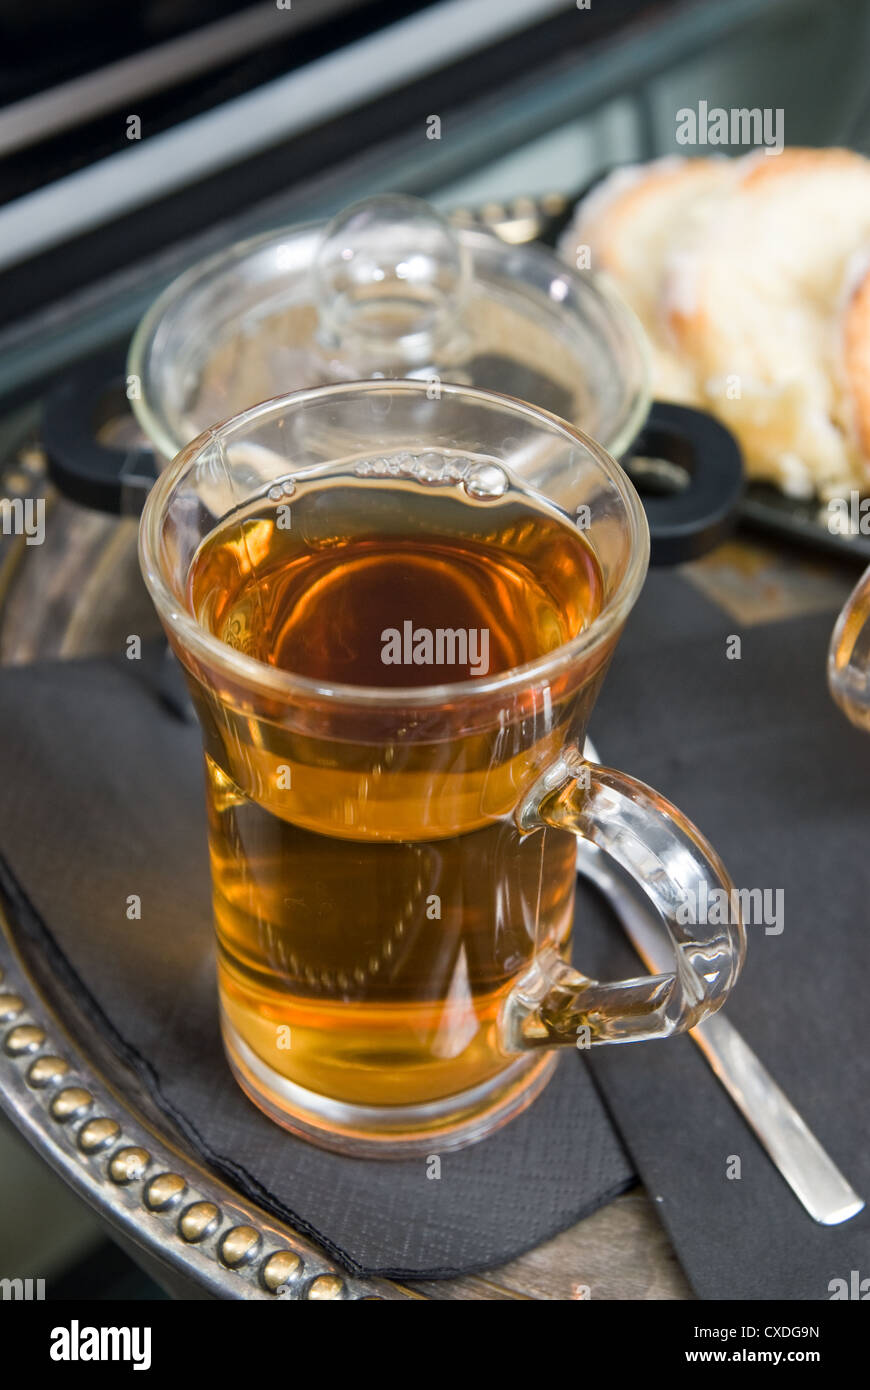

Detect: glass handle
[502,750,746,1051]
[828,562,870,732]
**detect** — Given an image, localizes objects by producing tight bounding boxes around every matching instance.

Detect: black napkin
[0,649,632,1280]
[583,570,870,1300]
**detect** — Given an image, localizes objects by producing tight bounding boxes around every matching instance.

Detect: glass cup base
[221,1014,559,1158]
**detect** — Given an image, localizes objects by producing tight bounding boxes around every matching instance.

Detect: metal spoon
[577,737,864,1226]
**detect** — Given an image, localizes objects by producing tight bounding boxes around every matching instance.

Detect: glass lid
[129,194,650,464]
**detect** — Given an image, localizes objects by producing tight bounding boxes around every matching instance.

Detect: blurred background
[1,0,868,1298]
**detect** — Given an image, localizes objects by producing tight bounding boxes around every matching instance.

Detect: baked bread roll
[842,251,870,465]
[561,148,870,499]
[560,156,734,404]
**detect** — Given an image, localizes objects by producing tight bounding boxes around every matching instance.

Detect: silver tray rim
[0,905,418,1301]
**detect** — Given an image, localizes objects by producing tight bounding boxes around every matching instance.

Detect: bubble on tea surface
[463,462,508,500]
[410,451,451,482]
[268,479,296,501]
[354,451,466,485]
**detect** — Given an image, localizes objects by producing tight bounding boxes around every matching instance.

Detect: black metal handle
[43,355,744,571]
[626,401,744,566]
[41,351,158,515]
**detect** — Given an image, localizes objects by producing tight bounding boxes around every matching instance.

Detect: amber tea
[186,462,604,1127]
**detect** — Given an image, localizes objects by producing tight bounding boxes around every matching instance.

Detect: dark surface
[584,570,870,1300]
[47,1239,169,1302]
[740,481,870,566]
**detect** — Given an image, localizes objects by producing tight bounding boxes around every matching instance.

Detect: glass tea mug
[829,564,870,731]
[139,381,745,1156]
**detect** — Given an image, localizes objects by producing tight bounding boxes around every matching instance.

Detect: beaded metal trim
[0,915,417,1301]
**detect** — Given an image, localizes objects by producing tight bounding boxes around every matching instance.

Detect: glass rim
[138,379,650,709]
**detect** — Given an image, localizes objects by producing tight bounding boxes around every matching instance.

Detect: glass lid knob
[312,194,471,375]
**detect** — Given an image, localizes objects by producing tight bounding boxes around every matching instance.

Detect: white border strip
[0,1,363,158]
[0,0,575,273]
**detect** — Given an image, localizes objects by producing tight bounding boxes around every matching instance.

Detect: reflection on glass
[828,565,870,731]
